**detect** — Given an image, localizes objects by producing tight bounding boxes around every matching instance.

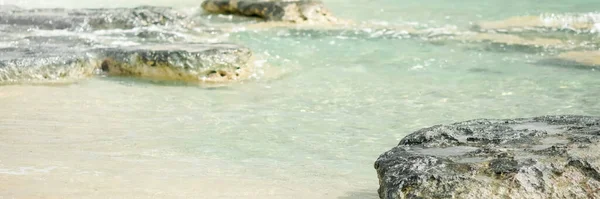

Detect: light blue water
[1,0,600,198]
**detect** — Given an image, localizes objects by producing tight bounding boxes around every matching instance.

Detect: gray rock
[201,0,337,23]
[0,30,254,84]
[0,34,98,84]
[96,43,253,83]
[0,48,96,84]
[375,115,600,199]
[0,6,190,31]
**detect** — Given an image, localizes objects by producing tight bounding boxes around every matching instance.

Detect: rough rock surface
[97,43,253,83]
[0,35,97,84]
[375,115,600,199]
[0,41,253,84]
[201,0,337,23]
[0,5,255,85]
[0,6,190,30]
[0,48,96,84]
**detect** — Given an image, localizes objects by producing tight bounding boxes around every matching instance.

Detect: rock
[97,43,253,83]
[0,48,96,84]
[201,0,338,23]
[375,115,600,199]
[0,28,255,84]
[0,6,190,31]
[0,4,256,85]
[0,34,98,84]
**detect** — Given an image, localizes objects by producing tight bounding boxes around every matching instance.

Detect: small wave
[476,12,600,34]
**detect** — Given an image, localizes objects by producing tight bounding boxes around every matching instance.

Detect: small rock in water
[375,115,600,199]
[201,0,338,23]
[96,43,254,84]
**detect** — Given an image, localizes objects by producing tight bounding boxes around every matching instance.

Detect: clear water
[1,0,600,198]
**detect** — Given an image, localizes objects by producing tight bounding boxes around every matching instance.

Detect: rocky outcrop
[0,42,253,84]
[0,5,256,85]
[0,34,97,84]
[201,0,337,23]
[375,115,600,199]
[0,6,191,31]
[0,48,96,84]
[97,43,253,83]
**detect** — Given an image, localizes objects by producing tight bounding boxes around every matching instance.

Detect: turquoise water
[1,0,600,198]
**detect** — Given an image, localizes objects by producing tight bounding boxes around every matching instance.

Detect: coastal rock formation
[0,6,190,30]
[0,42,254,84]
[201,0,337,23]
[0,35,97,84]
[97,43,253,83]
[0,5,256,85]
[0,49,96,84]
[375,115,600,199]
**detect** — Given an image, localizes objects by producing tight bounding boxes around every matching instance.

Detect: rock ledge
[375,115,600,199]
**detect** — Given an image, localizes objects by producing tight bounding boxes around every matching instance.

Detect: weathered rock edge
[0,43,254,84]
[375,115,600,199]
[201,0,337,23]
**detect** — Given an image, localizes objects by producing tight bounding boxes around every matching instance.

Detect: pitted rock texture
[201,0,337,23]
[0,5,255,85]
[375,115,600,199]
[97,43,253,83]
[0,42,253,84]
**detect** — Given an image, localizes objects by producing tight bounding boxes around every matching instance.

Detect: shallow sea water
[1,0,600,198]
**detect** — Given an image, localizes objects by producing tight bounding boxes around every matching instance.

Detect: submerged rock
[375,115,600,199]
[97,43,253,83]
[0,6,190,30]
[201,0,338,23]
[551,51,600,68]
[449,33,570,52]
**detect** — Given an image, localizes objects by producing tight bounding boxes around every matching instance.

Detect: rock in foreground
[98,43,253,83]
[375,115,600,199]
[0,49,96,84]
[201,0,337,23]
